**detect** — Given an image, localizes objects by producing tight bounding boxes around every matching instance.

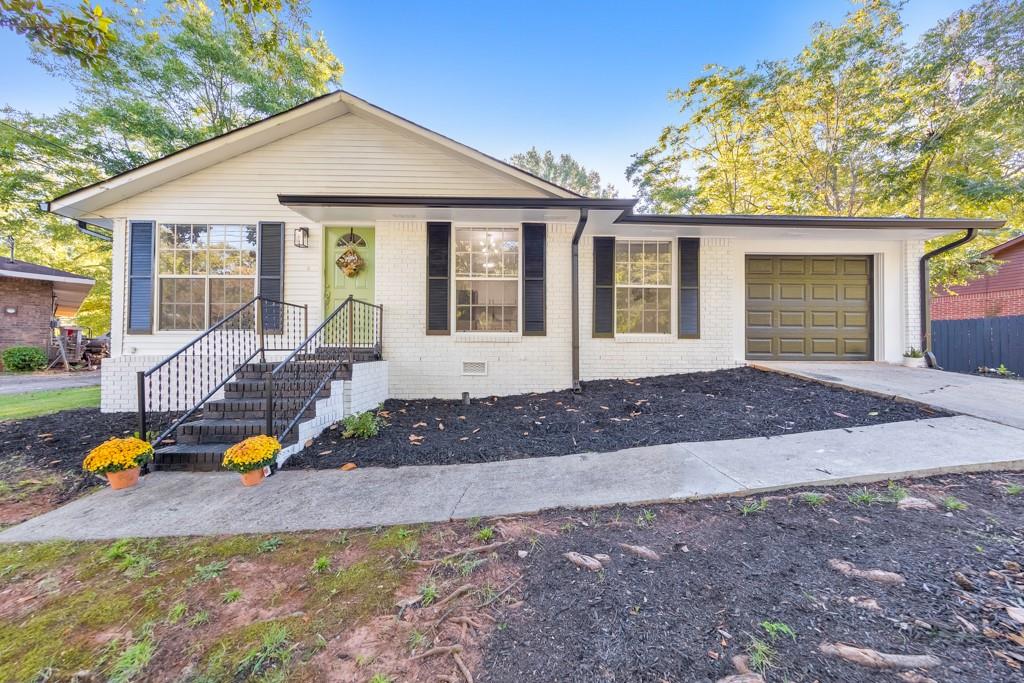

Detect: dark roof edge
[277,195,637,210]
[985,233,1024,256]
[0,259,94,282]
[615,212,1006,230]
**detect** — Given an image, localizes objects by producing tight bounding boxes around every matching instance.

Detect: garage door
[745,255,872,360]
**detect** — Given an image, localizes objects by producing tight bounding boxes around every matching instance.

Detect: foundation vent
[462,360,487,376]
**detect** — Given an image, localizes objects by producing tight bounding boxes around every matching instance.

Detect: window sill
[611,334,676,344]
[453,332,521,344]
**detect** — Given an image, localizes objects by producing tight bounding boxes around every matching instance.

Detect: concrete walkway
[752,361,1024,430]
[0,369,101,395]
[3,414,1022,542]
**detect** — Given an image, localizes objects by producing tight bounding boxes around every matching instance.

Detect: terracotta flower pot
[240,468,266,487]
[106,467,141,490]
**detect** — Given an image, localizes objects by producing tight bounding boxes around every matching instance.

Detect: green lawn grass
[0,386,100,420]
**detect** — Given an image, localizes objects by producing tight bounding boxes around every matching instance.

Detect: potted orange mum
[222,435,281,486]
[83,436,153,490]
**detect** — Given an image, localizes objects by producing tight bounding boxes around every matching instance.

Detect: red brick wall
[932,288,1024,320]
[0,277,53,363]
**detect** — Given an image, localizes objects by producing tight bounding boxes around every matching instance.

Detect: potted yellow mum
[222,435,281,486]
[83,436,153,490]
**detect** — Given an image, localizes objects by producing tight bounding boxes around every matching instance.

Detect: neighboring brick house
[0,258,95,365]
[933,235,1024,320]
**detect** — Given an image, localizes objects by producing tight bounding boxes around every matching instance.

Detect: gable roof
[43,90,581,227]
[986,233,1024,257]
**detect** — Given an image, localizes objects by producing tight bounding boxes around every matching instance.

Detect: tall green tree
[509,147,617,198]
[0,0,115,66]
[629,0,1023,290]
[0,0,343,333]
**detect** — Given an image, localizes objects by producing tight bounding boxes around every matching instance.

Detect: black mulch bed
[481,472,1024,682]
[286,367,946,469]
[0,408,137,502]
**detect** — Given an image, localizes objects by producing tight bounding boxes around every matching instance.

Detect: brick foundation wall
[932,288,1024,320]
[0,277,53,364]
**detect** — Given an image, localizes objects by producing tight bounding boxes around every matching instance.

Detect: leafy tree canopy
[509,147,617,198]
[0,0,115,66]
[628,0,1024,290]
[1,0,342,333]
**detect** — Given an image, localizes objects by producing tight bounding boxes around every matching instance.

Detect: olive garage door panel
[745,255,872,360]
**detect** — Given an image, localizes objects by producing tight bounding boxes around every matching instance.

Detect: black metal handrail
[267,295,383,443]
[136,295,307,447]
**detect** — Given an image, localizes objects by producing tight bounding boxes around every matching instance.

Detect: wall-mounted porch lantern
[293,226,310,248]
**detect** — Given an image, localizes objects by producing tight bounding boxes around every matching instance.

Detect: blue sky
[0,0,971,193]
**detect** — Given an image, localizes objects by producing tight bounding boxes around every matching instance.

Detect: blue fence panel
[933,315,1024,375]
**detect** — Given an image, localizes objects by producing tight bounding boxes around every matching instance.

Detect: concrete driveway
[752,361,1024,430]
[0,370,101,395]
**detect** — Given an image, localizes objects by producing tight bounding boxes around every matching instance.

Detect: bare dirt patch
[287,367,943,469]
[480,472,1024,682]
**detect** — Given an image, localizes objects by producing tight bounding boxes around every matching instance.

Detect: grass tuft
[941,495,968,512]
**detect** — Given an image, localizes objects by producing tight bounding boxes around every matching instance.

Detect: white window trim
[451,223,522,335]
[613,237,675,337]
[152,221,260,333]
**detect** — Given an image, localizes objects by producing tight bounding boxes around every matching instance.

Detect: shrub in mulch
[286,367,945,470]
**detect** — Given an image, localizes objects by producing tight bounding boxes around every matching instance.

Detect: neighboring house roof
[0,259,95,317]
[43,90,582,227]
[985,233,1024,257]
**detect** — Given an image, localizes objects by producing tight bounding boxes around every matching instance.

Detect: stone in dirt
[898,496,937,511]
[897,673,937,683]
[716,674,765,683]
[818,642,941,669]
[594,553,612,565]
[563,552,602,571]
[847,595,882,611]
[618,543,660,561]
[829,558,905,585]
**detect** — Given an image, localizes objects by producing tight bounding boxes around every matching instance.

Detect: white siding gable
[100,113,548,220]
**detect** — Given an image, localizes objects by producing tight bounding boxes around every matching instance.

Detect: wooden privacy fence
[932,315,1024,375]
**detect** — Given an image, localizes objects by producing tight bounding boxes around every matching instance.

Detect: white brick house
[43,91,1001,468]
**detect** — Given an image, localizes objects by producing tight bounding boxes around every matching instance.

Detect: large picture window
[157,223,257,330]
[615,240,672,334]
[454,226,519,332]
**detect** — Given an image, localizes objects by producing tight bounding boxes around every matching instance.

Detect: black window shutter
[426,222,451,334]
[678,238,700,338]
[522,223,546,335]
[258,222,285,333]
[593,236,615,337]
[127,220,154,334]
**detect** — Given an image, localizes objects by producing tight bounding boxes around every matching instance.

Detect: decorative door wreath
[336,246,364,277]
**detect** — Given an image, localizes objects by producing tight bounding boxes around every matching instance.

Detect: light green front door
[324,227,375,313]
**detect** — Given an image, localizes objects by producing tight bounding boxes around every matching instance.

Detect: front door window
[325,227,375,313]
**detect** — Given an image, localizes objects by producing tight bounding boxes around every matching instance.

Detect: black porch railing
[136,296,307,446]
[267,295,383,443]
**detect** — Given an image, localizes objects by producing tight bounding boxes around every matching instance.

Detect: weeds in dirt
[475,526,495,542]
[747,636,776,673]
[466,517,481,529]
[1004,483,1023,495]
[800,493,827,507]
[847,488,883,505]
[221,588,242,604]
[636,509,657,527]
[194,560,228,582]
[187,611,210,628]
[166,602,187,624]
[332,530,351,547]
[102,539,155,579]
[108,634,154,683]
[478,583,499,605]
[560,521,578,533]
[419,583,439,607]
[457,558,486,576]
[310,555,331,574]
[368,674,393,683]
[236,623,291,679]
[760,620,796,641]
[407,630,429,652]
[739,499,768,516]
[885,481,909,502]
[342,410,384,439]
[257,537,283,553]
[942,495,968,511]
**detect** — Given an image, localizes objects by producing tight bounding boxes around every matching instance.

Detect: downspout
[570,208,589,392]
[919,228,977,365]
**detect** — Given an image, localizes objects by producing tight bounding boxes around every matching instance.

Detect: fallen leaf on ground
[340,463,357,471]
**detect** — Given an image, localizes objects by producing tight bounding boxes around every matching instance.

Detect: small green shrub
[942,495,968,511]
[474,526,495,542]
[1,346,47,372]
[342,410,383,439]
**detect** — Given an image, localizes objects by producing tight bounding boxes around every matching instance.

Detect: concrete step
[176,418,293,444]
[151,443,230,472]
[204,396,315,420]
[224,379,336,399]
